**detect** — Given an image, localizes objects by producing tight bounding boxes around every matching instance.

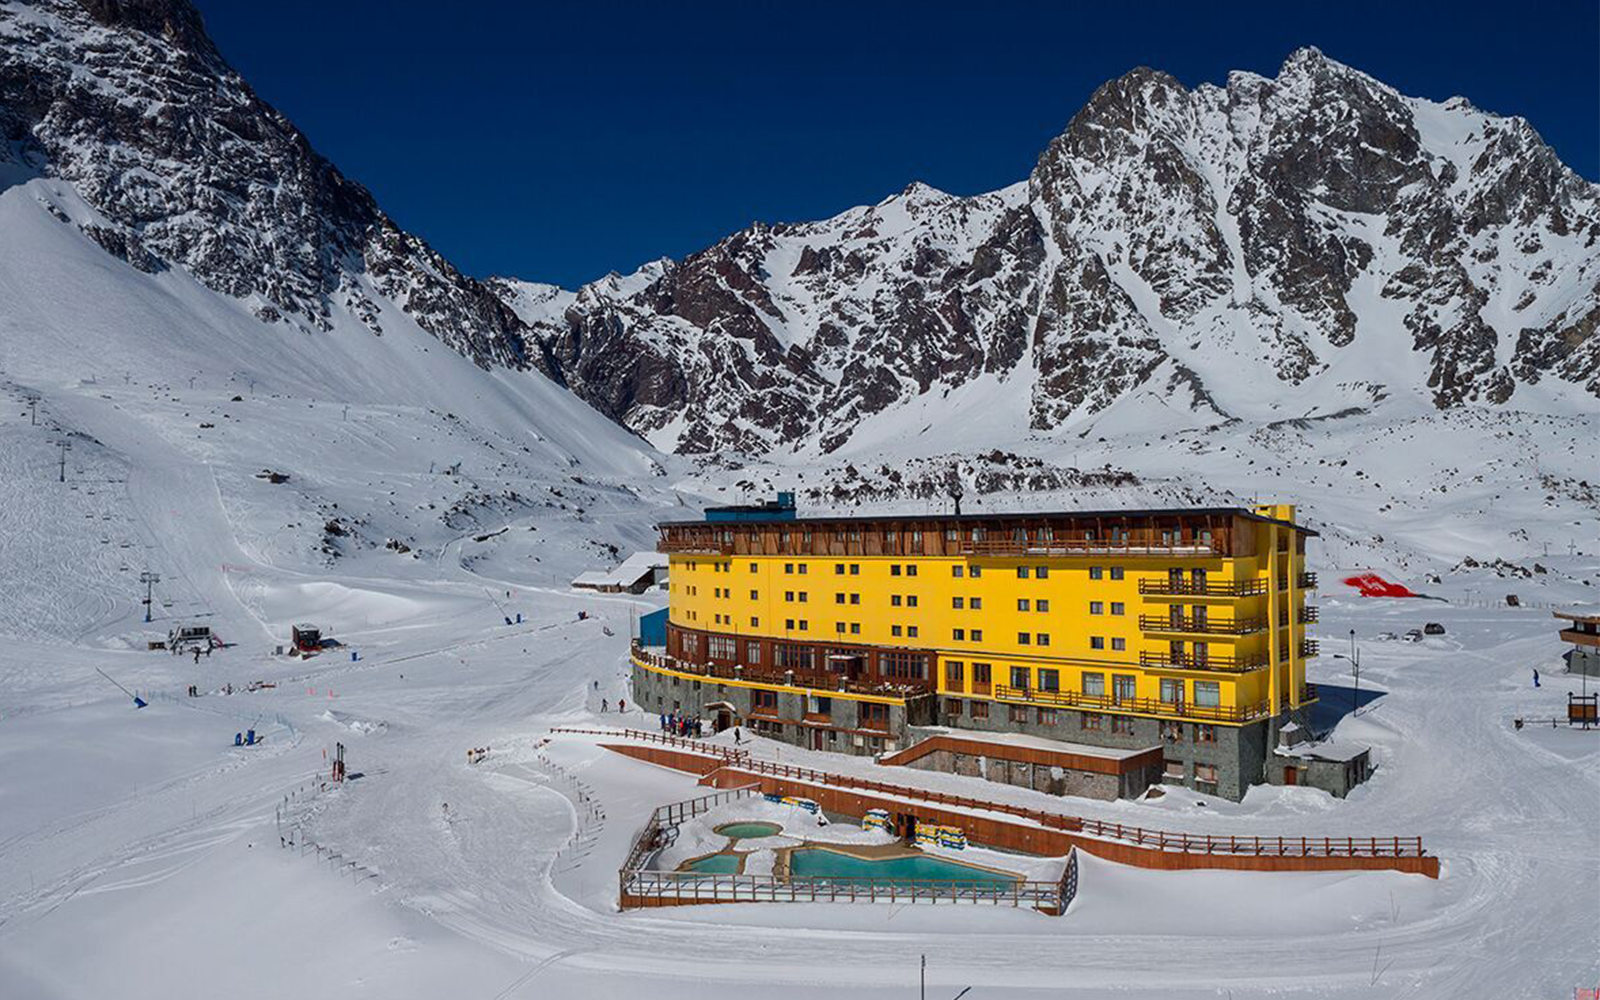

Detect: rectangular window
[880,651,928,680]
[1010,666,1030,689]
[953,628,965,641]
[970,628,983,642]
[808,694,832,715]
[907,626,919,638]
[850,593,860,604]
[945,698,963,717]
[891,565,902,577]
[1194,681,1220,707]
[1160,678,1185,704]
[945,661,965,686]
[708,636,736,660]
[1036,566,1049,579]
[907,565,917,577]
[750,563,758,573]
[849,564,859,575]
[1111,715,1133,735]
[798,564,807,575]
[785,591,795,602]
[785,563,794,574]
[891,625,902,637]
[1017,566,1030,579]
[849,623,860,634]
[970,701,989,720]
[970,566,982,579]
[1082,672,1105,697]
[952,565,964,578]
[835,563,845,575]
[972,662,991,685]
[835,592,845,604]
[798,620,808,631]
[1007,704,1028,724]
[1090,601,1104,615]
[1036,708,1058,726]
[798,592,808,603]
[1111,637,1126,651]
[1036,599,1050,612]
[1037,633,1050,647]
[1110,566,1124,580]
[1164,759,1185,781]
[1089,565,1103,580]
[1161,720,1183,741]
[970,597,982,610]
[774,643,813,670]
[891,594,903,606]
[1081,713,1103,731]
[754,689,778,710]
[907,595,918,608]
[1017,598,1030,611]
[1112,674,1136,703]
[1110,601,1125,616]
[1038,668,1059,692]
[1090,636,1105,650]
[1194,763,1218,794]
[1196,724,1217,743]
[1017,630,1032,646]
[746,640,761,663]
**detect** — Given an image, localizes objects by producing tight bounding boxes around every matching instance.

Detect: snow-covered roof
[571,551,668,588]
[1276,739,1369,763]
[915,726,1159,761]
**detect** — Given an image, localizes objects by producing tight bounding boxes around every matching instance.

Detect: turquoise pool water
[788,848,1018,884]
[714,822,782,839]
[682,852,741,874]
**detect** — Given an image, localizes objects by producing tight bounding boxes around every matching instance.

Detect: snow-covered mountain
[500,49,1600,456]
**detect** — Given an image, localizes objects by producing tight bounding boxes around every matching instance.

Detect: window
[1089,566,1103,580]
[1010,666,1030,689]
[1110,601,1125,616]
[750,616,759,628]
[1110,566,1124,580]
[785,563,794,574]
[850,593,860,605]
[1082,672,1105,697]
[970,597,982,610]
[907,626,919,638]
[881,651,928,680]
[1196,724,1217,743]
[891,625,902,637]
[750,563,758,573]
[750,590,759,600]
[835,592,845,604]
[798,564,807,575]
[907,565,917,577]
[1160,678,1185,704]
[945,661,965,686]
[1036,708,1058,726]
[1111,637,1126,651]
[1111,715,1133,735]
[952,565,965,578]
[1017,632,1031,646]
[1017,598,1031,611]
[891,565,902,577]
[970,566,982,579]
[861,702,889,727]
[1112,674,1136,703]
[891,594,903,607]
[785,591,795,602]
[945,698,963,717]
[849,564,859,575]
[1194,763,1218,794]
[798,620,809,631]
[970,629,983,642]
[808,694,832,715]
[746,641,761,662]
[785,619,795,631]
[907,595,918,608]
[798,592,808,603]
[1036,599,1050,612]
[775,643,813,670]
[1081,713,1103,731]
[754,689,778,711]
[1017,566,1030,579]
[1090,601,1104,615]
[1090,636,1105,650]
[970,701,989,720]
[708,636,736,659]
[1163,759,1185,781]
[1161,720,1183,741]
[1008,704,1028,724]
[1037,634,1050,647]
[1035,567,1048,579]
[835,563,845,575]
[953,628,965,641]
[1194,681,1220,707]
[1038,669,1059,692]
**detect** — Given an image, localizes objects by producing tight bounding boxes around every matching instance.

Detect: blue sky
[195,0,1599,289]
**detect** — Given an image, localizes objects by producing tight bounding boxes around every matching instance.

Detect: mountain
[498,48,1600,456]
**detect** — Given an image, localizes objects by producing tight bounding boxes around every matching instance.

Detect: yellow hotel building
[630,498,1319,800]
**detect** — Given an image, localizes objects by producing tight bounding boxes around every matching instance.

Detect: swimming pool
[681,852,742,875]
[714,821,782,840]
[788,848,1018,885]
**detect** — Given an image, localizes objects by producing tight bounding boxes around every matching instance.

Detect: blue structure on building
[704,492,795,523]
[639,608,668,648]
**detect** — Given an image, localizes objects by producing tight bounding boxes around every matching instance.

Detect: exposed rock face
[2,3,1595,457]
[0,0,530,364]
[503,49,1600,454]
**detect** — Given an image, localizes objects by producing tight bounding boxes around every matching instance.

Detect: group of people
[660,711,704,738]
[185,684,201,697]
[600,697,627,713]
[466,746,491,764]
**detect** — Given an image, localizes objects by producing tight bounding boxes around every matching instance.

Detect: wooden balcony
[959,537,1223,559]
[1138,651,1268,673]
[1138,578,1269,598]
[1300,572,1318,589]
[993,683,1318,724]
[631,645,924,699]
[1559,628,1600,648]
[1139,614,1267,636]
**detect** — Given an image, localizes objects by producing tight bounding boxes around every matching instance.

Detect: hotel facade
[630,499,1319,800]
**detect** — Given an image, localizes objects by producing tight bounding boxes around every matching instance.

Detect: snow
[0,132,1597,1000]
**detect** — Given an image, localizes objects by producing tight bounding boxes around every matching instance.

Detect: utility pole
[27,396,38,425]
[139,571,160,623]
[56,439,72,482]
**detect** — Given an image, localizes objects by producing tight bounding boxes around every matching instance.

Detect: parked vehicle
[1403,629,1425,643]
[1374,631,1399,641]
[1423,622,1446,635]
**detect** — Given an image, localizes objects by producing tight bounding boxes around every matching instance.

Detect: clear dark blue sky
[194,0,1598,288]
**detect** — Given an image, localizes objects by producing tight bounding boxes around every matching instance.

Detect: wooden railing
[1138,578,1268,597]
[631,647,927,698]
[993,683,1270,723]
[1138,651,1268,673]
[959,538,1223,558]
[1138,614,1267,635]
[550,726,751,765]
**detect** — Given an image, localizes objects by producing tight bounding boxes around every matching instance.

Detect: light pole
[1333,628,1360,717]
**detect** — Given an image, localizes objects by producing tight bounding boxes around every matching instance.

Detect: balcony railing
[1139,614,1267,635]
[631,646,928,698]
[1299,572,1318,589]
[993,683,1318,724]
[1301,639,1319,658]
[959,538,1223,559]
[1138,651,1268,673]
[1138,577,1269,598]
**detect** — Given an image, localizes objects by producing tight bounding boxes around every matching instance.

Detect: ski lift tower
[56,439,72,482]
[139,571,160,623]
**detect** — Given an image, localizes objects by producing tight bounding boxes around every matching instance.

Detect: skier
[602,698,609,713]
[1533,668,1541,688]
[193,648,201,665]
[619,698,626,713]
[733,726,743,745]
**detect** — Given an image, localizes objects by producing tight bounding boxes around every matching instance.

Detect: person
[619,698,626,713]
[734,726,742,745]
[695,718,704,738]
[193,647,201,664]
[204,645,212,658]
[659,712,667,731]
[1533,668,1541,688]
[602,698,608,713]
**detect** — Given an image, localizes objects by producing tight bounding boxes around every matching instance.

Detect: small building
[888,728,1164,801]
[1554,610,1600,677]
[572,551,669,594]
[1268,722,1371,797]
